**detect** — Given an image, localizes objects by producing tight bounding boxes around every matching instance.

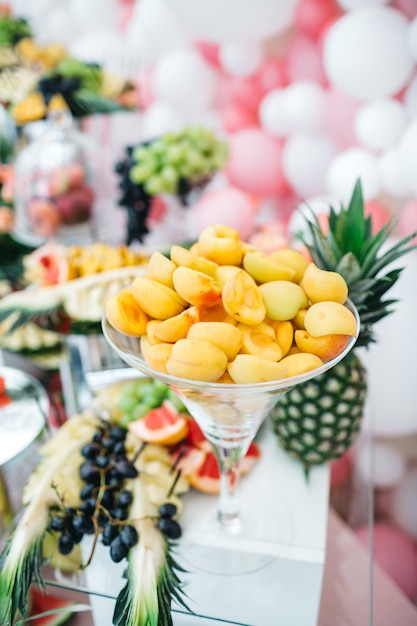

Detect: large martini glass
[102,302,359,570]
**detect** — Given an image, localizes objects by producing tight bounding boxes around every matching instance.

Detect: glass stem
[214,445,244,531]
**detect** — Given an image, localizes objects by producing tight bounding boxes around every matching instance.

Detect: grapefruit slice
[240,441,261,475]
[188,451,221,494]
[185,416,212,452]
[170,444,207,477]
[128,401,188,446]
[188,442,262,493]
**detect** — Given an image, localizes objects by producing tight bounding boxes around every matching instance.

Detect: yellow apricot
[172,266,222,307]
[144,342,173,373]
[146,250,176,288]
[187,321,243,360]
[259,281,308,321]
[279,352,324,378]
[269,248,310,283]
[222,269,266,325]
[152,305,202,343]
[301,263,348,304]
[132,276,186,320]
[146,320,164,344]
[227,354,288,383]
[238,322,282,361]
[170,245,218,277]
[243,251,295,283]
[198,225,242,265]
[304,301,357,337]
[294,329,350,360]
[292,308,308,329]
[167,338,228,382]
[215,371,235,384]
[106,289,148,336]
[267,319,294,357]
[214,265,241,290]
[200,303,237,325]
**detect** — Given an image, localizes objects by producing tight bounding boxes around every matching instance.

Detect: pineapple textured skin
[271,352,367,467]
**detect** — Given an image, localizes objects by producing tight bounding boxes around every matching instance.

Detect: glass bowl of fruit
[13,111,101,246]
[102,224,360,571]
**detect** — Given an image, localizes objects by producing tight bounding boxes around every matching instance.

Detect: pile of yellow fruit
[106,225,357,384]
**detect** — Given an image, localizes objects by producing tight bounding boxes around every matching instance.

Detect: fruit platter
[0,241,149,359]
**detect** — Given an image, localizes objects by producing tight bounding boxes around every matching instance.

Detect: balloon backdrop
[191,186,257,240]
[226,128,288,198]
[163,0,299,43]
[322,6,414,100]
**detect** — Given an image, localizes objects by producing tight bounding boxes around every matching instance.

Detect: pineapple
[271,180,416,470]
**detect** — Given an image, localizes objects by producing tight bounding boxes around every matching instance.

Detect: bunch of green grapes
[129,125,229,197]
[117,378,188,427]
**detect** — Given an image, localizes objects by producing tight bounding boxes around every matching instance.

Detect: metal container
[0,366,49,537]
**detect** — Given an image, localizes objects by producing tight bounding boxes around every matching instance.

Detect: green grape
[165,145,185,165]
[160,165,179,186]
[132,145,151,162]
[119,393,139,413]
[131,403,152,421]
[129,161,158,184]
[144,175,164,195]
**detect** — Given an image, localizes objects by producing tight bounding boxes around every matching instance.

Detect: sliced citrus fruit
[170,444,207,477]
[188,451,221,494]
[240,441,261,475]
[185,416,212,452]
[128,402,189,446]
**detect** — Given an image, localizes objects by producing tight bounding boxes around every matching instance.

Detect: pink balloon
[325,87,359,148]
[193,186,257,240]
[284,33,327,86]
[221,104,258,133]
[294,0,342,41]
[257,58,288,95]
[195,40,220,67]
[226,128,289,198]
[226,75,263,112]
[135,67,155,110]
[398,199,417,242]
[355,524,417,602]
[364,200,391,235]
[393,0,417,19]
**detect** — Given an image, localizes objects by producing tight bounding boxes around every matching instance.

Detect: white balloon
[259,89,291,138]
[404,75,417,119]
[354,99,407,152]
[152,47,217,115]
[69,30,124,68]
[391,468,417,540]
[407,16,417,62]
[259,81,326,138]
[355,440,406,489]
[323,6,414,100]
[32,7,79,45]
[282,132,339,197]
[125,0,191,65]
[164,0,299,43]
[288,194,341,241]
[70,0,120,34]
[325,148,381,203]
[399,119,417,195]
[219,41,263,77]
[378,147,410,198]
[139,102,184,141]
[337,0,390,8]
[284,81,326,134]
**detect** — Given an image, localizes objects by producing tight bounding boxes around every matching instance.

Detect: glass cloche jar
[13,111,101,246]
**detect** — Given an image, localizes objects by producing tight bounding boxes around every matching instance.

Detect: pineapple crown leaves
[300,179,417,349]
